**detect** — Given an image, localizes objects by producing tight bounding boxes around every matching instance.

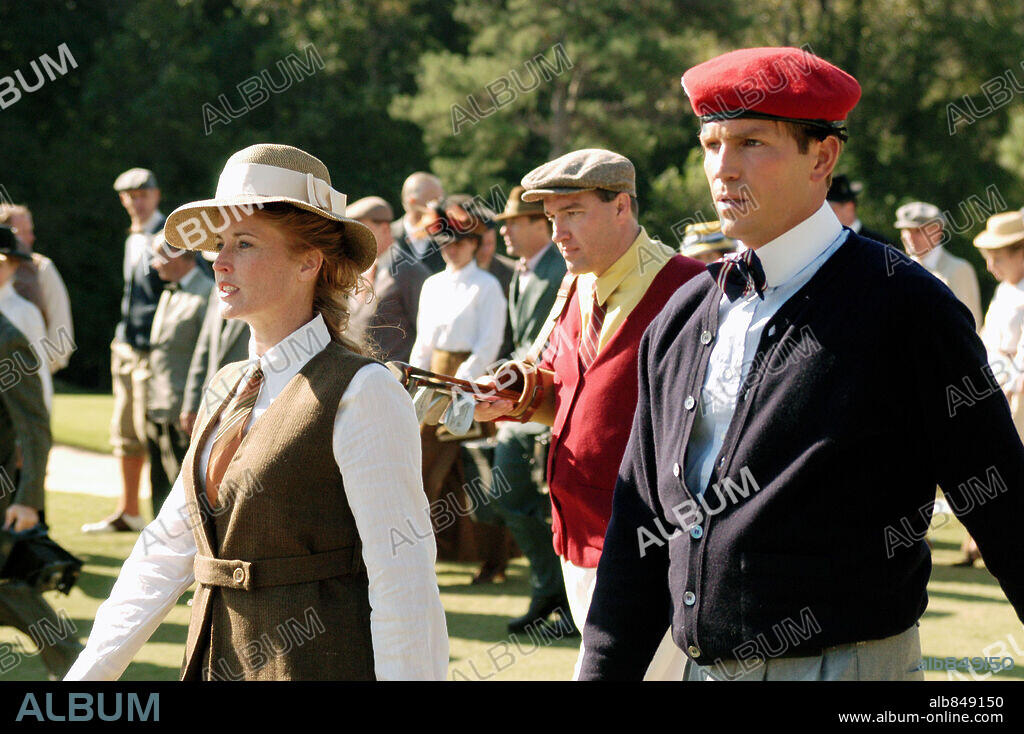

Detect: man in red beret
[579,47,1024,680]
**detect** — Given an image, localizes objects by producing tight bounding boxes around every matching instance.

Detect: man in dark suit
[579,47,1024,681]
[827,174,892,245]
[347,196,429,362]
[83,168,166,534]
[179,259,251,437]
[0,311,84,679]
[144,237,213,513]
[490,186,570,631]
[391,172,447,275]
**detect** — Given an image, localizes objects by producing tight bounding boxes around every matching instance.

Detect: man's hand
[180,411,198,435]
[5,504,39,532]
[472,376,516,422]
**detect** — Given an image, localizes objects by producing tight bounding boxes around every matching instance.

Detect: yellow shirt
[575,226,676,352]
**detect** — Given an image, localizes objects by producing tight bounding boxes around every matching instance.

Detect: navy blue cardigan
[579,232,1024,679]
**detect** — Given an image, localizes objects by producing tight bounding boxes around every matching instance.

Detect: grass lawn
[1,489,1020,681]
[51,393,114,455]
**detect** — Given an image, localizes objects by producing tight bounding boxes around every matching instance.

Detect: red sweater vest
[542,255,705,567]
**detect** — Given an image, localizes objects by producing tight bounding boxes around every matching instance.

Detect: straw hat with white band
[164,144,376,272]
[973,211,1024,250]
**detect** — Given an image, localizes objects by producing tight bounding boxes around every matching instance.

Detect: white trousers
[560,557,687,681]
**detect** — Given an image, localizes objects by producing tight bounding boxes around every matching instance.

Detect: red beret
[681,47,861,139]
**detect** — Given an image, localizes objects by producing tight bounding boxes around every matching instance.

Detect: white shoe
[80,512,146,533]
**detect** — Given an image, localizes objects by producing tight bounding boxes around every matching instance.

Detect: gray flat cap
[894,201,944,229]
[521,148,636,202]
[346,196,394,222]
[114,167,158,192]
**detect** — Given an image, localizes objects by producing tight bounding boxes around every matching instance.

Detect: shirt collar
[851,218,863,233]
[0,281,14,300]
[132,210,164,235]
[591,227,665,306]
[248,313,332,395]
[446,258,480,280]
[741,202,843,289]
[911,245,944,270]
[521,242,553,273]
[176,264,200,290]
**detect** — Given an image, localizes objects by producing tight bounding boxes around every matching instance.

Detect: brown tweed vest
[179,341,378,680]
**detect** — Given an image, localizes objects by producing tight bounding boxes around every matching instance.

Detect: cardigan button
[690,525,703,540]
[687,645,701,658]
[684,396,696,410]
[700,330,713,345]
[232,567,246,585]
[683,591,696,606]
[672,462,681,477]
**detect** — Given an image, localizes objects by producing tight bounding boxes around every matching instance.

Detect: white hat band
[215,162,348,216]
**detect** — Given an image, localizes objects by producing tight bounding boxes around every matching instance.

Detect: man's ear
[616,192,630,220]
[811,137,842,184]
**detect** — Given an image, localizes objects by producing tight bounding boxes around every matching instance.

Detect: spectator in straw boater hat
[680,220,738,264]
[579,47,1024,681]
[66,143,448,681]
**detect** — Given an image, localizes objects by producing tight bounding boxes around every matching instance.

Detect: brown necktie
[205,364,264,505]
[579,292,606,371]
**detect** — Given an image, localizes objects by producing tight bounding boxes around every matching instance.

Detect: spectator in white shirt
[0,229,52,413]
[409,201,509,570]
[64,144,447,681]
[0,203,75,373]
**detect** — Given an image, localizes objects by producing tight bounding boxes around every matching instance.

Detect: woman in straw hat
[955,210,1024,567]
[65,144,448,680]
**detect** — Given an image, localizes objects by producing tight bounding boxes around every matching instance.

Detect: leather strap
[524,271,578,366]
[193,546,363,591]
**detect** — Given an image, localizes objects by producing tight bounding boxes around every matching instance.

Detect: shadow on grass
[929,564,1000,586]
[444,609,578,648]
[122,660,182,681]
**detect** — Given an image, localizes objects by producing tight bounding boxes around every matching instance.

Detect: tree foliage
[1,0,1021,387]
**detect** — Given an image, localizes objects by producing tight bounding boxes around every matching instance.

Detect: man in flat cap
[474,149,705,677]
[347,195,429,363]
[895,200,982,329]
[579,47,1024,681]
[485,185,570,631]
[82,168,165,533]
[826,174,891,245]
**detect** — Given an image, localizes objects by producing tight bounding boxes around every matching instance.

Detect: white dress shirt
[409,259,507,380]
[65,314,449,681]
[403,213,432,259]
[515,242,554,297]
[0,280,53,413]
[912,245,943,271]
[684,203,848,494]
[981,279,1024,390]
[123,210,164,281]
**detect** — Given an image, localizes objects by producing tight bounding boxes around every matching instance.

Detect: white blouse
[65,314,449,681]
[982,279,1024,390]
[409,260,507,380]
[0,281,52,412]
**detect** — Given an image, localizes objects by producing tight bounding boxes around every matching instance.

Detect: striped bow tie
[706,249,766,302]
